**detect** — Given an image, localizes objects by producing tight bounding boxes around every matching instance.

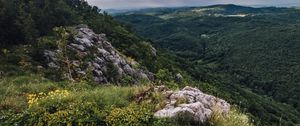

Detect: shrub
[174,111,203,126]
[26,89,70,107]
[155,69,172,83]
[106,103,154,126]
[0,75,61,113]
[106,62,121,83]
[120,75,135,86]
[155,69,179,89]
[18,101,106,126]
[152,118,174,126]
[0,76,145,126]
[16,89,106,125]
[78,86,134,108]
[152,113,204,126]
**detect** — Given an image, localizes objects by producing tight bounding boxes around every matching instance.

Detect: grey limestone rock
[154,86,230,123]
[43,24,154,84]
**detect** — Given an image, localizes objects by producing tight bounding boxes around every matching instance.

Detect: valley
[115,4,300,125]
[0,0,299,125]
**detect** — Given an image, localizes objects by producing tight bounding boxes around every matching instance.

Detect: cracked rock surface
[44,24,153,84]
[154,86,230,123]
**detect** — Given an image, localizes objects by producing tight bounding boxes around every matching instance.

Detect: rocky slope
[44,25,154,84]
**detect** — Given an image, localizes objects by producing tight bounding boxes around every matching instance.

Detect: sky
[86,0,300,9]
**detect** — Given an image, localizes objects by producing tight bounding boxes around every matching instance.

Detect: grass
[209,106,254,126]
[0,74,255,126]
[0,75,61,112]
[0,74,148,112]
[0,74,153,125]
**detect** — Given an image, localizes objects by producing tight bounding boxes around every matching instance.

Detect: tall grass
[0,74,256,126]
[0,74,148,112]
[209,106,254,126]
[0,75,61,112]
[0,74,152,125]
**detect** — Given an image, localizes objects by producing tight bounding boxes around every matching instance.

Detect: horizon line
[99,3,300,10]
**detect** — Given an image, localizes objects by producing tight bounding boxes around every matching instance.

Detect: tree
[53,27,72,80]
[15,1,38,43]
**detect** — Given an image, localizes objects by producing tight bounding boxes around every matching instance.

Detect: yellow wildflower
[27,89,70,107]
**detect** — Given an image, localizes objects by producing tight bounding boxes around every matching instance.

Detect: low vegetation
[209,106,254,126]
[0,74,253,126]
[0,0,291,125]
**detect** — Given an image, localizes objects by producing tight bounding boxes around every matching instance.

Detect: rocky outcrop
[44,24,153,84]
[154,86,230,123]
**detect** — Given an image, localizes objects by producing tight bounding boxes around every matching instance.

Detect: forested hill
[0,0,162,72]
[115,4,300,125]
[0,1,299,125]
[0,1,256,126]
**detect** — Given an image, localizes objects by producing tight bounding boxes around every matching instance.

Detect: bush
[106,103,154,126]
[0,75,61,114]
[120,75,135,86]
[174,111,204,126]
[106,62,121,83]
[155,69,179,89]
[152,118,174,126]
[14,89,106,126]
[12,86,136,125]
[155,69,172,83]
[0,75,145,126]
[79,86,134,108]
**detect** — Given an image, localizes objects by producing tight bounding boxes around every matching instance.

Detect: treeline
[0,0,162,73]
[0,0,133,51]
[1,0,96,47]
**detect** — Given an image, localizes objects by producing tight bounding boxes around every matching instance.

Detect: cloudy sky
[86,0,300,9]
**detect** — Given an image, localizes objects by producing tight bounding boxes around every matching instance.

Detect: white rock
[154,86,230,123]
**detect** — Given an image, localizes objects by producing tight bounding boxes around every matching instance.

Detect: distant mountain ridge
[111,4,292,15]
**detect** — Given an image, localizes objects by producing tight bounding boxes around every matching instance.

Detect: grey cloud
[86,0,300,9]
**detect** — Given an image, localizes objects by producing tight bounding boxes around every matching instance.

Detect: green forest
[116,4,300,125]
[0,0,299,126]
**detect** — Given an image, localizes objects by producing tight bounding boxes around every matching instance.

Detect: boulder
[154,86,230,123]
